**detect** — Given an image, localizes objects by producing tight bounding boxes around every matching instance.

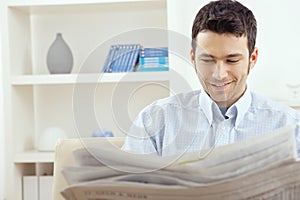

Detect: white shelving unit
[1,0,174,199]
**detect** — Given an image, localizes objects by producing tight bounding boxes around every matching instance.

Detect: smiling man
[122,0,300,157]
[192,31,257,108]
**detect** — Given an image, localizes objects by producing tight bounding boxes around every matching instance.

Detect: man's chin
[211,96,231,107]
[210,93,228,102]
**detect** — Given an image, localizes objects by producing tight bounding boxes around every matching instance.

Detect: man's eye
[227,59,239,63]
[201,59,214,63]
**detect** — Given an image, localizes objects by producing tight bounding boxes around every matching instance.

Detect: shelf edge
[14,151,54,163]
[6,0,160,7]
[10,72,170,85]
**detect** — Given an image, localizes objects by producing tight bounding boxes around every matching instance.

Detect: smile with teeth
[210,81,231,90]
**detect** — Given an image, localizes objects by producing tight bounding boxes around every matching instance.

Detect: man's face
[191,31,258,108]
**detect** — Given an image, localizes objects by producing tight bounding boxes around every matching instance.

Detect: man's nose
[212,62,228,79]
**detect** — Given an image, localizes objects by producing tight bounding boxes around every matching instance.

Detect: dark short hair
[192,0,257,55]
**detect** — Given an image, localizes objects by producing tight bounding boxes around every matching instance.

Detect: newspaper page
[61,124,300,200]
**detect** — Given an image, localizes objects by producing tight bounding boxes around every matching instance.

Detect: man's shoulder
[137,90,202,118]
[141,90,201,113]
[250,91,300,119]
[153,90,201,108]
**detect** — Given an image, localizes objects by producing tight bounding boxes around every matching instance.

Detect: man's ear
[190,49,196,71]
[249,47,258,70]
[190,49,198,73]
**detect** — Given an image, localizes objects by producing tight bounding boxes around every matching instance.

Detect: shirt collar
[230,88,252,127]
[199,90,216,125]
[199,88,252,127]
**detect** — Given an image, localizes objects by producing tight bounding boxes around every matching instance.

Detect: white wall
[169,0,300,101]
[246,0,300,101]
[0,16,4,200]
[0,74,3,200]
[0,0,5,198]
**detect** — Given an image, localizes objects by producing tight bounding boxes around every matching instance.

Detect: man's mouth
[210,81,232,91]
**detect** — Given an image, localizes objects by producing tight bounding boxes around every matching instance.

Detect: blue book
[141,47,168,57]
[103,44,142,73]
[126,44,142,72]
[116,45,127,72]
[113,44,138,72]
[138,51,169,72]
[137,65,169,72]
[111,45,122,72]
[125,44,137,72]
[139,56,168,65]
[102,45,117,73]
[122,45,133,72]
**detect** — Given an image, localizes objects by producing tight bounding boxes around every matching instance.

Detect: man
[122,0,300,156]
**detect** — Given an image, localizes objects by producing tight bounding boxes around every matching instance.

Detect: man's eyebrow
[226,53,243,58]
[198,53,243,58]
[198,53,214,58]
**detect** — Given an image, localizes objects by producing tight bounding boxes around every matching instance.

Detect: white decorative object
[38,127,67,152]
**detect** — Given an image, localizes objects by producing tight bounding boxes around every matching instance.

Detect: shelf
[10,72,170,85]
[3,0,170,199]
[6,0,160,7]
[6,0,165,16]
[14,150,54,163]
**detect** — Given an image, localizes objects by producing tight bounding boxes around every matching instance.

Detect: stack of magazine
[60,124,300,200]
[137,47,169,72]
[102,45,169,73]
[102,44,142,73]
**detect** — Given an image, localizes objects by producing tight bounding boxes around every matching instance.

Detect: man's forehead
[193,31,248,56]
[194,31,247,44]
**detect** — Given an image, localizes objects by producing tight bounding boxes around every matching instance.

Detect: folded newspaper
[61,125,300,200]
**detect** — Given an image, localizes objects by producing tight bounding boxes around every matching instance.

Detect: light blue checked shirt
[122,89,300,157]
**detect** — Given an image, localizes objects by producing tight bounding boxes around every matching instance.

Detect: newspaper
[61,124,300,200]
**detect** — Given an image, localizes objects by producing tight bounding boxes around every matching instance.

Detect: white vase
[47,33,73,74]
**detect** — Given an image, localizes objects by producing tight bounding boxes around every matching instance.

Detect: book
[102,44,142,73]
[102,45,117,73]
[110,45,121,72]
[139,57,168,65]
[126,44,141,72]
[137,64,169,72]
[119,45,132,72]
[141,47,168,57]
[138,56,169,71]
[137,47,169,72]
[60,124,300,200]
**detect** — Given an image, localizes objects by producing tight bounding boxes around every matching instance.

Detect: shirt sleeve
[294,122,300,158]
[121,103,165,155]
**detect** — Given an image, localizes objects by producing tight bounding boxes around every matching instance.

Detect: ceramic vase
[47,33,73,74]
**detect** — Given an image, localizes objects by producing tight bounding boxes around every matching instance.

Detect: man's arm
[121,104,165,155]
